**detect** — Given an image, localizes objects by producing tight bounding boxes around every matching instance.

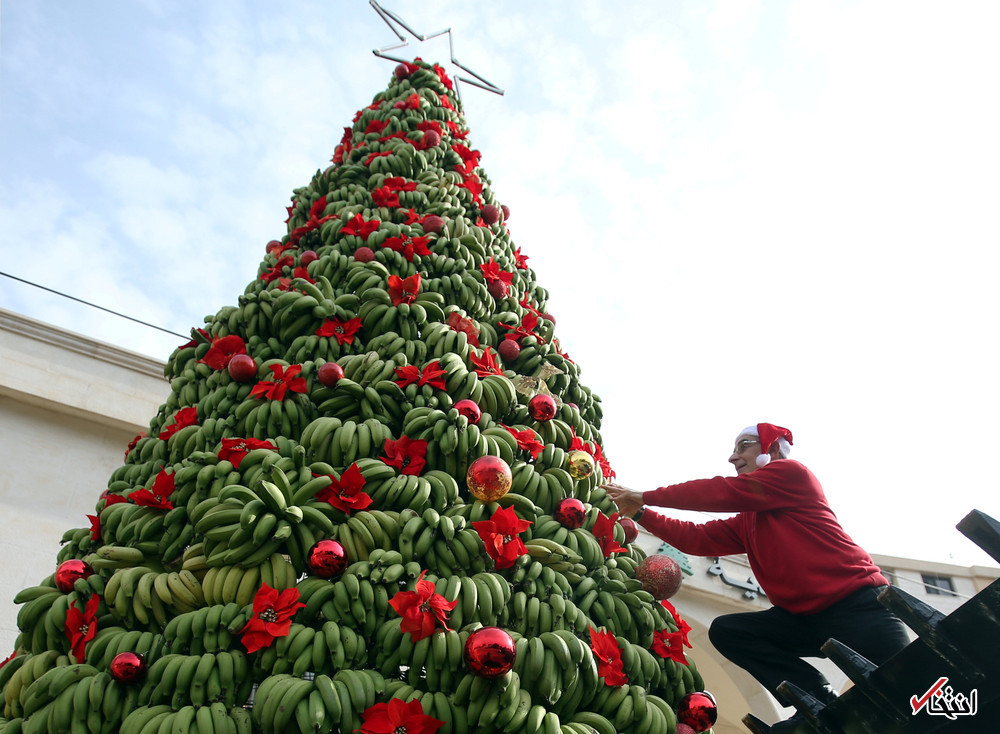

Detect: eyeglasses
[733,439,759,454]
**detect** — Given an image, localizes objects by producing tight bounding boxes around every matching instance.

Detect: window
[922,573,956,596]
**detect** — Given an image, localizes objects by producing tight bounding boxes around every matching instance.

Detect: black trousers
[708,585,911,703]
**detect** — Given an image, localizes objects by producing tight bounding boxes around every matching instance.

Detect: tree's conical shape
[0,60,708,734]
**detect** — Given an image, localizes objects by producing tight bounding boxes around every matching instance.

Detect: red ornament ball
[265,239,283,254]
[354,246,375,263]
[501,204,510,220]
[481,204,501,225]
[619,516,639,544]
[422,130,441,148]
[636,554,683,600]
[307,539,349,578]
[110,652,147,684]
[464,627,516,678]
[394,63,411,79]
[487,279,508,299]
[55,560,95,593]
[227,354,257,383]
[422,215,445,234]
[553,498,586,529]
[466,456,512,502]
[300,250,319,266]
[528,393,557,422]
[677,691,718,732]
[317,362,345,387]
[454,399,482,423]
[540,313,556,325]
[496,339,520,361]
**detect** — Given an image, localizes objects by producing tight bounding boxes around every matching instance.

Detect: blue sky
[3,0,1000,570]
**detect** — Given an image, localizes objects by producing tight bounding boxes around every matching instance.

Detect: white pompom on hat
[738,423,794,467]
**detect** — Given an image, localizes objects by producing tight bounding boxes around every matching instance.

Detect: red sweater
[639,459,889,614]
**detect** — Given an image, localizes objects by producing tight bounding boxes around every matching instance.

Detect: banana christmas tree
[0,59,714,734]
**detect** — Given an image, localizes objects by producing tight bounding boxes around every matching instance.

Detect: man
[605,423,909,732]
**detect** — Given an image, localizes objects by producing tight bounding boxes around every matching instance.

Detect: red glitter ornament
[110,651,147,684]
[553,498,586,529]
[677,691,718,732]
[307,540,349,578]
[481,205,501,225]
[464,627,516,678]
[466,456,512,502]
[496,339,520,361]
[422,215,445,234]
[635,554,683,600]
[354,246,375,263]
[54,559,95,593]
[676,725,697,734]
[454,399,482,423]
[527,393,557,421]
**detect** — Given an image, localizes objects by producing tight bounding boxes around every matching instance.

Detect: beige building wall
[0,308,170,656]
[2,309,997,732]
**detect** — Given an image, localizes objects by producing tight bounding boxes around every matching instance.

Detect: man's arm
[639,511,746,557]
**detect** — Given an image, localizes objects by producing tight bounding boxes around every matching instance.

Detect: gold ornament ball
[467,455,513,502]
[567,450,596,480]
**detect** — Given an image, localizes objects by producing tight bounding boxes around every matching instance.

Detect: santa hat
[738,423,794,467]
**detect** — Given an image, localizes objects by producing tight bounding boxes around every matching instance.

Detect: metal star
[370,0,504,103]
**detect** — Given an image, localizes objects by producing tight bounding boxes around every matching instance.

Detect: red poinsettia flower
[130,470,175,510]
[104,493,128,507]
[458,175,484,204]
[87,513,101,541]
[480,257,514,287]
[393,93,422,110]
[365,119,388,135]
[388,273,421,305]
[261,255,295,283]
[593,441,615,479]
[500,311,544,343]
[240,584,305,653]
[66,594,100,662]
[399,208,420,225]
[590,627,628,686]
[383,234,431,262]
[341,213,382,239]
[267,239,296,258]
[249,364,307,401]
[389,571,457,642]
[158,406,198,440]
[285,202,298,224]
[364,150,394,166]
[513,247,529,270]
[384,177,418,192]
[382,436,428,476]
[218,437,277,468]
[592,511,627,557]
[124,431,146,459]
[652,629,689,665]
[440,95,455,112]
[371,186,400,208]
[393,360,447,390]
[446,312,480,347]
[289,196,337,245]
[359,698,445,734]
[316,317,363,345]
[432,63,454,91]
[662,600,693,648]
[416,120,443,137]
[445,119,466,139]
[198,335,247,370]
[518,294,542,317]
[451,144,481,176]
[502,425,545,460]
[472,505,531,570]
[0,651,15,670]
[315,463,373,515]
[469,348,504,377]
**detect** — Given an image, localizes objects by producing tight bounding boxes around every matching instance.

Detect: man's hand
[603,482,644,518]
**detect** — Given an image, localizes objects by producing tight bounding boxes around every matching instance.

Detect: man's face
[729,433,763,474]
